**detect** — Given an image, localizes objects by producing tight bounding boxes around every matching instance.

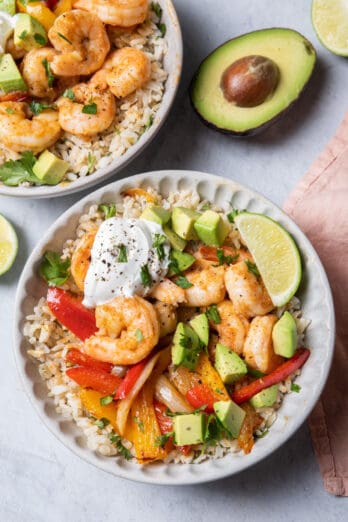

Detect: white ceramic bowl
[14,171,335,485]
[0,2,182,199]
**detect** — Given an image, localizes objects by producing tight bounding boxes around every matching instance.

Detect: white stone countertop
[0,0,347,520]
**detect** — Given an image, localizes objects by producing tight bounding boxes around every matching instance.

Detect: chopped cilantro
[256,429,269,439]
[216,248,239,266]
[82,102,97,115]
[40,251,70,286]
[168,257,181,275]
[29,100,54,116]
[98,203,116,219]
[63,88,75,100]
[151,2,162,19]
[140,264,152,287]
[206,304,221,324]
[245,260,260,278]
[87,152,96,173]
[291,383,301,393]
[174,275,193,288]
[227,208,245,223]
[200,202,211,211]
[154,431,173,447]
[117,244,128,263]
[34,33,46,46]
[95,417,110,429]
[158,22,166,37]
[5,108,14,114]
[19,30,28,40]
[134,328,144,342]
[109,432,133,460]
[42,58,55,87]
[0,151,43,187]
[132,416,145,432]
[57,32,72,44]
[100,395,113,406]
[153,233,167,260]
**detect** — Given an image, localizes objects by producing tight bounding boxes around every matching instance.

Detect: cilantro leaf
[151,2,162,19]
[227,208,246,223]
[98,203,116,219]
[117,244,128,263]
[57,32,72,44]
[82,102,97,115]
[134,328,144,342]
[140,264,152,287]
[0,151,42,186]
[100,395,113,406]
[291,383,301,393]
[109,432,133,460]
[206,304,221,324]
[245,260,260,278]
[153,233,167,261]
[158,23,166,37]
[95,417,110,429]
[154,431,174,447]
[42,58,55,88]
[39,251,70,286]
[216,248,239,266]
[34,33,46,46]
[29,100,54,116]
[174,275,193,288]
[132,416,145,432]
[63,88,75,100]
[87,152,96,173]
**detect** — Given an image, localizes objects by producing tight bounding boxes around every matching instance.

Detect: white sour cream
[0,12,15,56]
[83,217,170,308]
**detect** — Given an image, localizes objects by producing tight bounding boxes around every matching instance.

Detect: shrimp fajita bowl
[0,1,182,196]
[16,172,335,481]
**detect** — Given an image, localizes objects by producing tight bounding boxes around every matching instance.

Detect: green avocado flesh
[190,28,316,134]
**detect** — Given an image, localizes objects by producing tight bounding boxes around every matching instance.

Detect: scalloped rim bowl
[14,171,335,485]
[0,1,182,199]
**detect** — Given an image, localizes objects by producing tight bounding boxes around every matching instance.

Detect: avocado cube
[163,225,187,251]
[33,150,69,185]
[14,13,47,52]
[194,210,230,247]
[214,400,246,438]
[0,0,16,15]
[0,54,27,93]
[214,343,247,384]
[250,384,279,409]
[171,207,201,240]
[189,313,209,347]
[168,250,195,276]
[172,322,200,369]
[140,205,171,225]
[272,311,297,358]
[173,413,206,445]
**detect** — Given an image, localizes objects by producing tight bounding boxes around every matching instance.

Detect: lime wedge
[0,214,18,276]
[234,212,302,307]
[312,0,348,56]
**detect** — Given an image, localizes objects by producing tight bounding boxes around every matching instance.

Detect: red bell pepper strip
[114,359,147,400]
[154,401,192,455]
[231,348,310,404]
[186,383,216,412]
[66,367,122,395]
[47,287,97,341]
[0,91,29,102]
[66,348,113,373]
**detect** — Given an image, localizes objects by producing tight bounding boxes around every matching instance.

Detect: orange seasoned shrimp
[73,0,148,27]
[56,82,116,137]
[21,48,79,101]
[91,48,151,98]
[243,315,283,374]
[48,10,110,76]
[6,36,25,60]
[213,300,249,355]
[0,102,61,153]
[153,301,177,337]
[225,260,274,318]
[70,228,98,291]
[83,296,160,365]
[149,278,186,306]
[184,259,226,307]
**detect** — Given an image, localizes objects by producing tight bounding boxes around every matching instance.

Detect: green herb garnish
[151,2,162,19]
[117,244,128,263]
[34,33,46,46]
[158,23,166,37]
[82,102,97,115]
[227,208,245,223]
[95,417,110,429]
[216,248,239,266]
[109,432,133,460]
[153,233,167,261]
[63,88,75,100]
[245,260,260,278]
[42,58,55,87]
[98,203,116,219]
[134,328,144,342]
[87,152,96,173]
[57,32,72,44]
[174,275,193,288]
[200,202,211,211]
[256,429,269,439]
[132,416,145,432]
[100,395,113,406]
[29,100,54,116]
[19,30,28,40]
[154,431,174,447]
[5,108,14,114]
[40,251,70,286]
[291,383,301,393]
[0,151,42,187]
[206,304,221,324]
[140,264,152,287]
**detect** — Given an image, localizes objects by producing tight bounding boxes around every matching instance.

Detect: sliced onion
[155,374,193,413]
[116,352,161,436]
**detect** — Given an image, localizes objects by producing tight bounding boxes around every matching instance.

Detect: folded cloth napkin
[283,114,348,496]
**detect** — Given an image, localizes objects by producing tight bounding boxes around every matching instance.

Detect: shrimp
[91,48,151,98]
[21,48,79,101]
[56,82,116,137]
[153,301,177,337]
[0,102,61,153]
[6,37,25,60]
[225,260,274,318]
[83,296,160,365]
[70,228,98,291]
[149,278,186,306]
[184,259,226,307]
[243,315,283,374]
[212,300,249,355]
[73,0,149,27]
[48,10,110,76]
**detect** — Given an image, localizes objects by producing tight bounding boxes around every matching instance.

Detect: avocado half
[190,28,317,136]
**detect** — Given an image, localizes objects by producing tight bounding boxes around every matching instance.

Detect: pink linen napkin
[283,114,348,496]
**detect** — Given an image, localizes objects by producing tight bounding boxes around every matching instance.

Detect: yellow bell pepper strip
[16,1,56,31]
[122,187,157,203]
[53,0,71,16]
[80,389,119,431]
[195,353,230,401]
[237,403,263,454]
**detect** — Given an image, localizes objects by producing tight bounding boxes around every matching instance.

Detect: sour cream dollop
[0,12,15,55]
[83,217,170,308]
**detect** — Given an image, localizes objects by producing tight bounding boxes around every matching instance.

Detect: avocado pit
[221,55,280,108]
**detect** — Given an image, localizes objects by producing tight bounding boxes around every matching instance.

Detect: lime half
[234,212,302,307]
[312,0,348,56]
[0,214,18,276]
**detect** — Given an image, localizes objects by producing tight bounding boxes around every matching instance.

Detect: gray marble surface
[1,0,347,520]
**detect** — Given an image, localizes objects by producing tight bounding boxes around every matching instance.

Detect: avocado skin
[189,28,317,136]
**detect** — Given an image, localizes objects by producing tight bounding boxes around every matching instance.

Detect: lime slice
[0,214,18,276]
[312,0,348,56]
[234,212,302,307]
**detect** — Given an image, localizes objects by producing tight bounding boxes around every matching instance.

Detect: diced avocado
[272,311,297,358]
[0,54,27,93]
[173,412,206,445]
[0,0,16,15]
[168,249,195,276]
[33,150,69,185]
[214,400,246,438]
[172,322,200,369]
[214,343,247,384]
[163,225,187,251]
[171,207,201,240]
[250,384,279,409]
[140,205,171,225]
[14,13,47,52]
[194,210,230,247]
[189,313,209,347]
